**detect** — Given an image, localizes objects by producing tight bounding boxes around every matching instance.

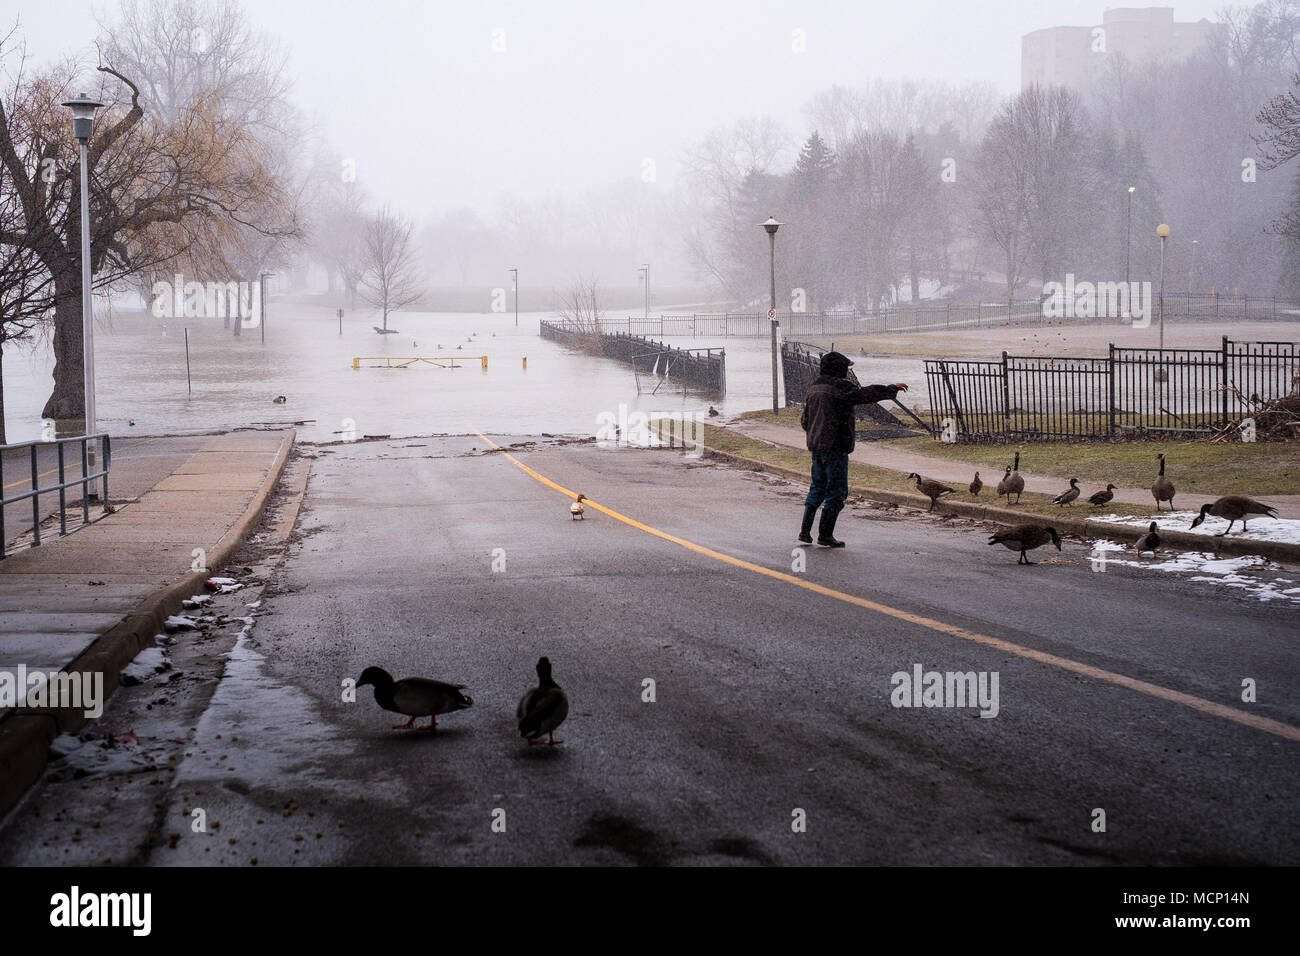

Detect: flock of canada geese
[908,451,1280,565]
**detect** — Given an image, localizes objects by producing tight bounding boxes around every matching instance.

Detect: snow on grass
[1092,511,1300,545]
[1089,539,1300,603]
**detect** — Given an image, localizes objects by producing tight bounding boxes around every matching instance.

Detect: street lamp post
[763,216,782,415]
[258,271,275,344]
[61,92,104,490]
[1157,223,1171,351]
[508,268,518,327]
[638,263,649,320]
[1189,239,1198,293]
[1126,186,1136,286]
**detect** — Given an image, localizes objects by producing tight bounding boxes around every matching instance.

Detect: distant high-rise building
[1022,7,1222,91]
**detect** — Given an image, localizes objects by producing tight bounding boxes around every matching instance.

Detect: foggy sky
[12,1,1227,225]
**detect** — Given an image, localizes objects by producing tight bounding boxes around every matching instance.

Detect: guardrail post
[101,435,111,509]
[29,444,40,546]
[58,441,67,535]
[81,440,90,525]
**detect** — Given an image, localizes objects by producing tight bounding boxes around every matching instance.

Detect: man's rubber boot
[817,507,845,548]
[797,505,818,545]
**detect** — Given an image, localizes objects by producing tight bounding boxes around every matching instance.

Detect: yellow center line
[4,466,61,491]
[475,431,1300,744]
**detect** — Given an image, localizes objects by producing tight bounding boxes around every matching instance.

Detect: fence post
[1001,351,1011,423]
[1107,343,1116,437]
[1221,335,1230,427]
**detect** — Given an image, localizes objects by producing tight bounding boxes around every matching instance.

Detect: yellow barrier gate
[352,356,488,370]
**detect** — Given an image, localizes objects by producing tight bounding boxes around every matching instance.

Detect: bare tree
[556,276,604,353]
[360,206,423,331]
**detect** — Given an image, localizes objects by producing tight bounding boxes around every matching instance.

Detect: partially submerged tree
[359,206,423,330]
[557,276,604,353]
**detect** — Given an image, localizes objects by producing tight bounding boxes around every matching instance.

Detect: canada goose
[1053,478,1081,506]
[907,472,955,512]
[995,465,1012,499]
[1134,521,1160,555]
[570,494,586,519]
[356,666,473,731]
[272,395,286,404]
[518,656,568,745]
[1088,483,1116,506]
[708,405,720,417]
[969,471,982,496]
[1189,496,1278,535]
[1006,452,1025,504]
[988,524,1062,565]
[1152,454,1175,510]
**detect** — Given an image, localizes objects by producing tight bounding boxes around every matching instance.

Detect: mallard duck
[272,395,287,404]
[570,494,586,519]
[518,656,568,745]
[1053,477,1081,506]
[969,471,982,496]
[1005,452,1025,504]
[356,666,473,731]
[1189,496,1278,535]
[907,472,954,512]
[988,523,1061,565]
[1134,521,1160,555]
[1152,454,1175,510]
[1088,483,1116,506]
[708,405,720,417]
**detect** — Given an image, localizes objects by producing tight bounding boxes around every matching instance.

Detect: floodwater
[1,304,925,443]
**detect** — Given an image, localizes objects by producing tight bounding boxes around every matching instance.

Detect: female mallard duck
[570,494,586,520]
[907,473,955,512]
[1053,477,1081,506]
[988,523,1061,565]
[969,471,982,496]
[1088,483,1116,506]
[356,666,473,731]
[1134,521,1160,555]
[1006,452,1025,504]
[1189,496,1278,535]
[1152,454,1175,510]
[518,656,568,746]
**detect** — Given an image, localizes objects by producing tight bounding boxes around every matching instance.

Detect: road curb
[702,444,1300,564]
[0,430,296,816]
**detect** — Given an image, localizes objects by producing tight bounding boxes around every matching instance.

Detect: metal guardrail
[0,433,111,559]
[351,355,488,369]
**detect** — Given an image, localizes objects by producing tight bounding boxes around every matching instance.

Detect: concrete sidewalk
[731,420,1300,519]
[0,430,293,811]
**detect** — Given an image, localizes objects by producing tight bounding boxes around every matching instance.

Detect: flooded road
[2,304,925,443]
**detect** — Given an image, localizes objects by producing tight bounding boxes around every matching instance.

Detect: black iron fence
[1,434,111,558]
[925,337,1300,440]
[604,292,1299,338]
[540,320,725,393]
[781,340,906,427]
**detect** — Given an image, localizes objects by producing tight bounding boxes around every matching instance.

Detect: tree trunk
[0,335,6,445]
[40,271,86,423]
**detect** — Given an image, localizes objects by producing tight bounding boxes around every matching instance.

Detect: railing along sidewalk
[0,433,111,559]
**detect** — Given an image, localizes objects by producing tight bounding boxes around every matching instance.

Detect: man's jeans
[805,451,849,514]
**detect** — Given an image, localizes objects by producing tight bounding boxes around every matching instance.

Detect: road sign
[768,308,776,319]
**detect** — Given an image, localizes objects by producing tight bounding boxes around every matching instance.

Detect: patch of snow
[164,615,199,632]
[1092,511,1300,545]
[182,594,212,608]
[1088,539,1299,604]
[121,646,169,684]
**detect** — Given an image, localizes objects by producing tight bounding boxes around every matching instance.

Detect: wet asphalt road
[2,434,1297,865]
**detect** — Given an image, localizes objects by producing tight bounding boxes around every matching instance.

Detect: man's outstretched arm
[846,382,909,405]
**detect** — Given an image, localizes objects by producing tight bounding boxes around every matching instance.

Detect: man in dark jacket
[799,351,907,547]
